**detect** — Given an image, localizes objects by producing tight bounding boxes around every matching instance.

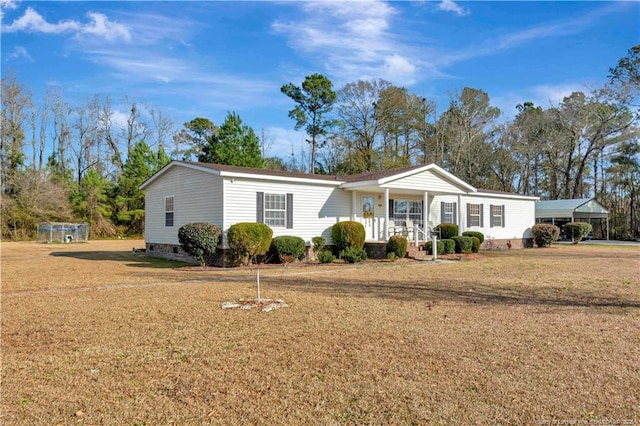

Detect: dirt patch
[2,240,639,424]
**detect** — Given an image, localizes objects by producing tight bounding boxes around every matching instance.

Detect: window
[442,202,456,224]
[391,200,423,227]
[467,203,483,227]
[264,193,286,227]
[490,204,504,228]
[165,196,174,227]
[257,192,293,228]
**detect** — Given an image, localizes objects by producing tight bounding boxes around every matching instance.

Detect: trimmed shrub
[387,235,408,258]
[441,239,456,254]
[270,235,306,264]
[564,222,593,244]
[462,231,485,244]
[424,240,445,255]
[387,252,399,261]
[339,247,368,263]
[312,236,326,253]
[470,236,480,253]
[435,223,459,240]
[532,223,560,248]
[451,236,473,254]
[317,250,336,264]
[177,222,222,266]
[227,222,273,266]
[331,221,366,251]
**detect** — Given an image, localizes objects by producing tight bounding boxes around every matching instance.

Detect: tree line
[2,46,638,240]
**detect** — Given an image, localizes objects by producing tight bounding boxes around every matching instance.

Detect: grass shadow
[50,251,190,269]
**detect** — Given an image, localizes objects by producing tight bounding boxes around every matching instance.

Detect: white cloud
[272,0,427,86]
[2,6,130,42]
[7,45,33,61]
[0,0,20,22]
[531,84,586,106]
[438,0,468,16]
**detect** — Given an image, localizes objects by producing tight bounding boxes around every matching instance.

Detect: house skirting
[480,238,533,250]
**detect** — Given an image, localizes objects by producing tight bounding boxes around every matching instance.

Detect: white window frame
[264,193,286,227]
[491,205,503,227]
[469,203,481,227]
[443,202,455,224]
[165,196,174,227]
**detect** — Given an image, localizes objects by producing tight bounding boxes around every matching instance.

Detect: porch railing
[413,224,431,246]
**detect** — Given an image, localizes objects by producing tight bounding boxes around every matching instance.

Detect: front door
[362,195,376,240]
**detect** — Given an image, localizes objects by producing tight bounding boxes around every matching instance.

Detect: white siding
[384,170,466,194]
[223,177,351,245]
[460,195,535,239]
[144,166,223,244]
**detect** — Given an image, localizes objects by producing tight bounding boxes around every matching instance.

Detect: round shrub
[564,222,593,244]
[317,250,336,264]
[441,239,456,254]
[177,222,222,266]
[532,223,560,248]
[470,236,480,253]
[387,235,408,258]
[424,240,444,255]
[339,247,368,263]
[331,221,366,251]
[270,235,306,264]
[451,236,473,254]
[227,222,273,266]
[435,223,459,239]
[462,231,485,244]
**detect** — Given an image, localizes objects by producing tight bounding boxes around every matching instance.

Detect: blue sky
[1,0,638,159]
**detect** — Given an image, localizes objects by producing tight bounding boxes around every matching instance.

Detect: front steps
[406,242,430,260]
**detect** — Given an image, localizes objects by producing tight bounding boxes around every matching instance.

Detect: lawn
[2,240,639,425]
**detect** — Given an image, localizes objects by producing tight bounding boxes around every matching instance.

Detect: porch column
[384,187,390,242]
[351,191,357,221]
[457,194,463,236]
[606,216,610,240]
[423,191,429,234]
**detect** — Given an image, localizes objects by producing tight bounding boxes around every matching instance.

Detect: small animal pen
[37,222,89,243]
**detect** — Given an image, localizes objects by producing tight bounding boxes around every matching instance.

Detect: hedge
[435,223,459,239]
[441,239,456,254]
[177,222,222,266]
[532,223,560,248]
[462,231,485,244]
[470,236,480,253]
[339,247,368,263]
[564,222,593,244]
[270,235,306,263]
[331,221,366,251]
[387,235,408,258]
[227,222,273,265]
[451,236,474,254]
[424,240,445,255]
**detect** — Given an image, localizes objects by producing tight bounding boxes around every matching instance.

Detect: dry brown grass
[2,240,639,425]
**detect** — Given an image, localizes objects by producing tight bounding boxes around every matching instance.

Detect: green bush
[227,222,273,266]
[435,223,459,239]
[462,231,485,244]
[441,239,456,254]
[532,223,560,248]
[339,247,368,263]
[177,222,222,266]
[424,240,444,255]
[470,236,480,253]
[270,235,306,264]
[387,235,408,258]
[312,236,326,253]
[564,222,593,244]
[331,221,366,251]
[451,236,473,254]
[317,250,336,264]
[386,252,399,261]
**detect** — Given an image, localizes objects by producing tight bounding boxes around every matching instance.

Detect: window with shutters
[165,196,174,227]
[491,205,504,227]
[443,202,455,224]
[264,193,286,227]
[468,203,481,227]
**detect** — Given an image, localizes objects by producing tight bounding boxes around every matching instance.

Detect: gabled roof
[535,198,609,215]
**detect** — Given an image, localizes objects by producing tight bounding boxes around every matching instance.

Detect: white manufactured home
[140,161,538,264]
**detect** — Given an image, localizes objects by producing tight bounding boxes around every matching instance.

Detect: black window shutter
[502,204,506,228]
[453,203,457,225]
[480,204,484,227]
[286,193,293,229]
[490,204,494,228]
[466,203,471,227]
[256,192,264,223]
[389,199,394,219]
[441,202,445,223]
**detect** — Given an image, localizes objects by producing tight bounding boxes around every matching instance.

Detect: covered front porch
[338,164,476,244]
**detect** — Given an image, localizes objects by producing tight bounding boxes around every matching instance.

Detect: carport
[535,198,609,240]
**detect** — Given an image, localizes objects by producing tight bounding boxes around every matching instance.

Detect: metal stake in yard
[432,233,438,261]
